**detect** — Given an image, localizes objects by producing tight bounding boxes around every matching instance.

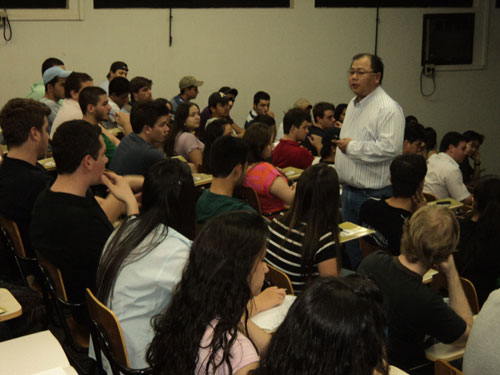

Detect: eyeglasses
[348,70,375,77]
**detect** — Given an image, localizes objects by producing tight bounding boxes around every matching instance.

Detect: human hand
[332,137,352,153]
[308,134,322,151]
[473,151,481,163]
[334,121,342,128]
[101,171,136,205]
[436,254,458,278]
[113,112,130,126]
[267,110,275,119]
[252,286,286,314]
[411,190,427,212]
[290,182,297,192]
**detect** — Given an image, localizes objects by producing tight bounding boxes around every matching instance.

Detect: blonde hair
[400,206,459,269]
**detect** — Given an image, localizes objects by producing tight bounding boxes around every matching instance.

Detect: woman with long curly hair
[147,211,283,375]
[251,275,389,375]
[164,102,204,172]
[266,163,341,293]
[94,159,196,368]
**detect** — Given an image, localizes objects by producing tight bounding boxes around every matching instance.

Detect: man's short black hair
[109,77,130,97]
[462,130,484,145]
[283,108,312,134]
[52,120,102,174]
[423,127,437,151]
[64,72,92,99]
[41,57,64,75]
[439,131,465,153]
[352,53,384,84]
[129,76,152,102]
[251,114,276,127]
[210,135,248,178]
[0,98,50,148]
[130,99,170,134]
[404,122,425,143]
[78,86,107,114]
[253,91,270,106]
[390,154,427,198]
[312,102,335,123]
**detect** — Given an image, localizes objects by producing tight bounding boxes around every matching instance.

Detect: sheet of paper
[251,295,296,332]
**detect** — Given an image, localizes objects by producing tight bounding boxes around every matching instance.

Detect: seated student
[95,159,195,369]
[319,126,340,164]
[359,206,473,374]
[39,66,71,132]
[170,75,203,114]
[204,92,231,128]
[422,126,437,160]
[199,86,238,139]
[244,91,272,129]
[79,86,120,162]
[104,76,132,135]
[301,102,336,156]
[50,72,93,138]
[360,154,427,255]
[27,57,65,101]
[122,76,152,114]
[266,164,340,293]
[109,99,170,176]
[403,121,425,154]
[147,211,285,375]
[199,118,233,174]
[98,61,128,94]
[243,123,295,216]
[424,131,473,205]
[252,275,389,375]
[0,99,52,257]
[272,108,319,169]
[460,130,484,188]
[196,136,254,225]
[334,103,347,125]
[30,120,139,303]
[250,114,277,142]
[463,289,500,375]
[165,102,204,172]
[455,176,500,306]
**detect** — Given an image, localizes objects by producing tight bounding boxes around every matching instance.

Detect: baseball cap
[208,92,231,108]
[179,76,204,90]
[43,66,72,85]
[219,86,238,98]
[110,61,128,72]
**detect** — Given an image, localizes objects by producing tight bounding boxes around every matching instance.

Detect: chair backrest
[234,185,262,214]
[85,288,131,369]
[434,359,464,375]
[0,216,27,258]
[460,277,479,314]
[36,251,68,302]
[424,192,438,202]
[359,237,378,259]
[265,262,294,295]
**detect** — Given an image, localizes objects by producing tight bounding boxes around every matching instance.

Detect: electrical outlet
[424,64,435,77]
[0,9,6,18]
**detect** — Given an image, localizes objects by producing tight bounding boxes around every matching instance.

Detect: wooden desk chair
[35,252,89,353]
[234,185,262,214]
[86,289,153,375]
[0,216,38,288]
[430,274,479,314]
[434,359,464,375]
[423,192,438,202]
[265,262,294,295]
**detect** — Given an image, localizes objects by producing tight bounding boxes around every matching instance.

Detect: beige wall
[1,0,499,174]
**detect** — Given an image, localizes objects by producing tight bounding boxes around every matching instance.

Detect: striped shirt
[335,86,404,189]
[266,218,337,293]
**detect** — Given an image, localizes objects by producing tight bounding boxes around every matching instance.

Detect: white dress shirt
[423,152,470,201]
[335,86,404,189]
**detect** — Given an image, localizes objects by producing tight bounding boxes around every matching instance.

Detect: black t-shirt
[359,198,411,255]
[358,251,467,372]
[301,125,323,156]
[459,158,474,185]
[455,219,500,306]
[30,188,114,303]
[0,156,53,257]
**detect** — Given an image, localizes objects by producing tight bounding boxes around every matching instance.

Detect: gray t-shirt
[39,97,61,133]
[463,289,500,375]
[109,133,165,176]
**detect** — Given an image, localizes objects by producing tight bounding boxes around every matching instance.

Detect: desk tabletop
[39,157,56,171]
[339,222,375,244]
[428,198,463,210]
[107,127,123,137]
[193,173,213,187]
[0,288,22,322]
[279,167,303,181]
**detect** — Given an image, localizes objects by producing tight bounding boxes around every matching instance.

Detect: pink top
[196,320,259,375]
[244,162,287,215]
[174,132,204,162]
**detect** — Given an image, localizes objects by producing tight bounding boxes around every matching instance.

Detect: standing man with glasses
[334,53,404,269]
